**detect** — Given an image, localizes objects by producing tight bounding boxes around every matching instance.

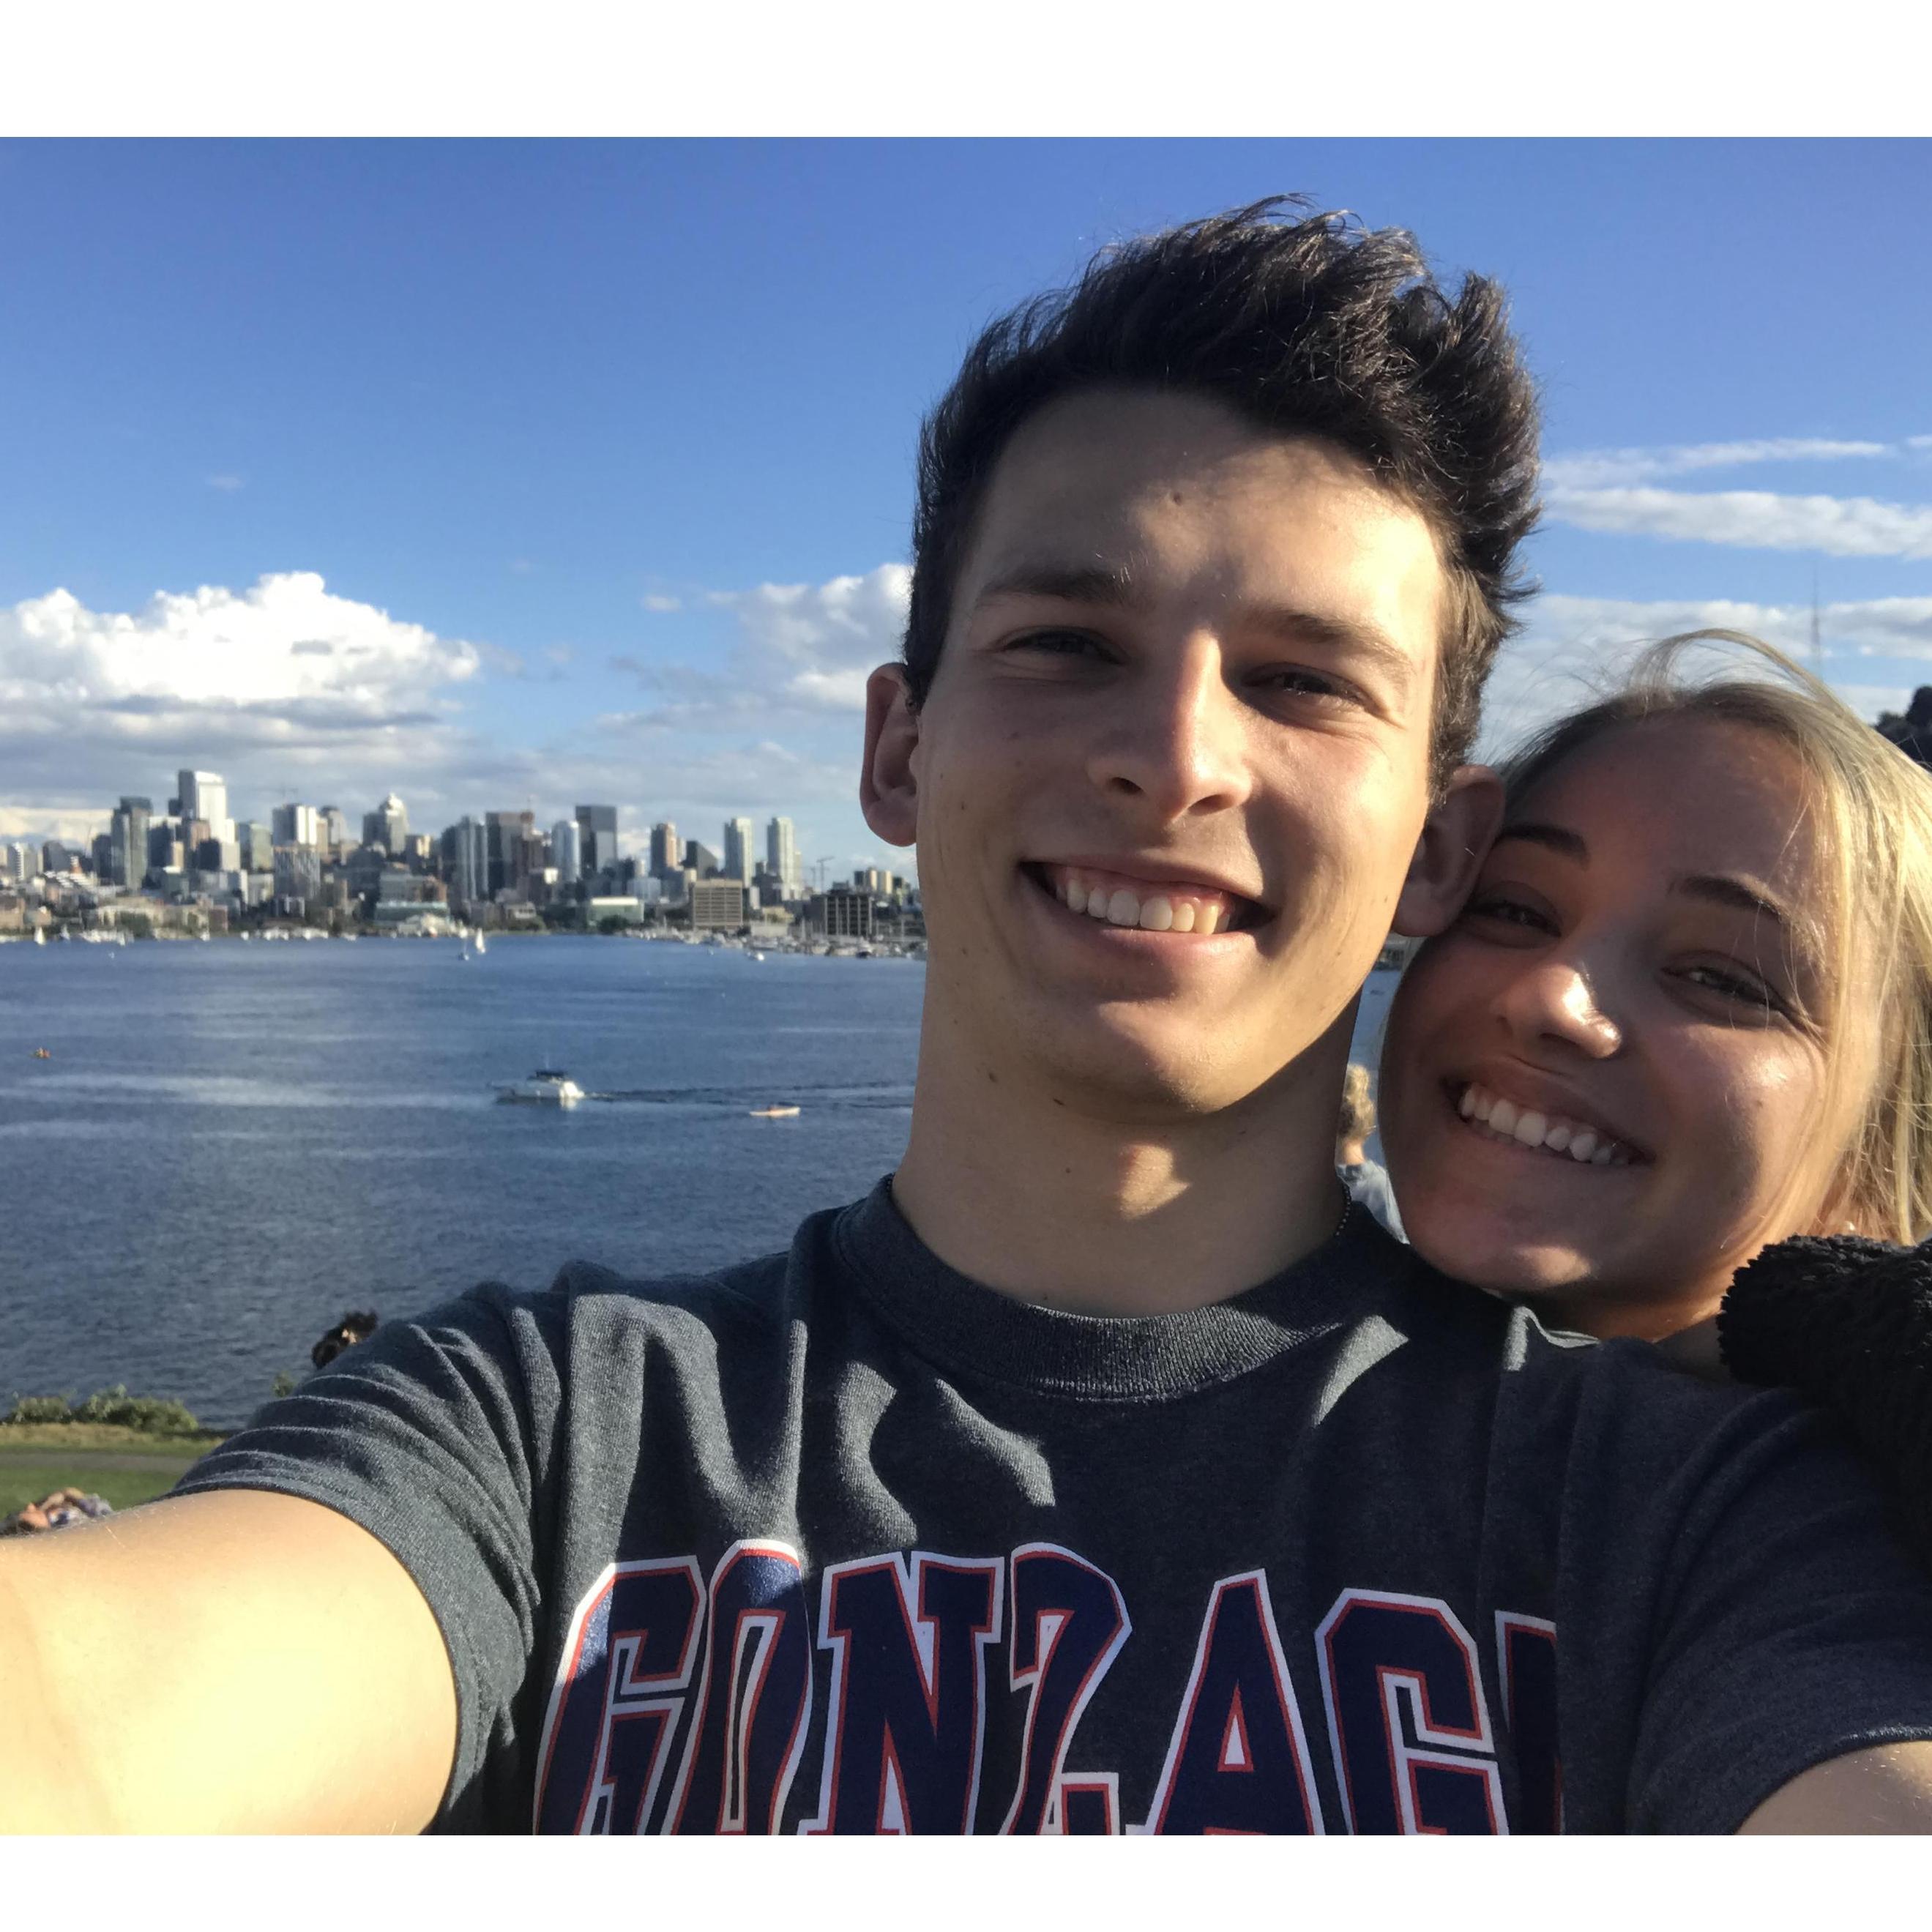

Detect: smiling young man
[7,201,1932,1835]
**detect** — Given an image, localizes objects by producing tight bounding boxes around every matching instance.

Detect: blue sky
[3,137,1928,870]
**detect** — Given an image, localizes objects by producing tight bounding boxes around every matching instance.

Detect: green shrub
[70,1387,202,1435]
[4,1395,75,1425]
[4,1388,203,1435]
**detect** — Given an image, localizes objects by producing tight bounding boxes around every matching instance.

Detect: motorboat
[748,1103,801,1119]
[498,1069,584,1106]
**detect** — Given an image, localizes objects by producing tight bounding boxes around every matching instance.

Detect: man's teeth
[1457,1082,1634,1166]
[1059,873,1226,935]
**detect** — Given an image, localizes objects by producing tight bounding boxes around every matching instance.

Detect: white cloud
[205,473,245,492]
[0,572,486,817]
[640,592,682,613]
[1480,592,1932,758]
[1543,486,1932,559]
[1909,436,1932,452]
[709,564,910,678]
[1543,438,1890,491]
[614,564,909,732]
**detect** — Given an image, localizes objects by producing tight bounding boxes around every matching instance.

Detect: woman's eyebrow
[1491,821,1588,862]
[1673,872,1794,932]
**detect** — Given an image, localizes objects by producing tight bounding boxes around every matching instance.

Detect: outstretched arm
[0,1488,455,1832]
[1742,1744,1932,1833]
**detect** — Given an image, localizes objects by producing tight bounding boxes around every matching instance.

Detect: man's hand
[1742,1743,1932,1832]
[0,1488,456,1832]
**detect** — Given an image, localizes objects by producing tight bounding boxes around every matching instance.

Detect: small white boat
[498,1068,584,1106]
[748,1103,801,1119]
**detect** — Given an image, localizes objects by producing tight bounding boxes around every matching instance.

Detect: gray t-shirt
[176,1179,1932,1835]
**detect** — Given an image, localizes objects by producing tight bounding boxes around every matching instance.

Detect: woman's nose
[1496,956,1624,1059]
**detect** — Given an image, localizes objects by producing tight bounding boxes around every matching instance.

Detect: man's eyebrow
[1491,821,1589,862]
[974,562,1138,608]
[974,566,1418,682]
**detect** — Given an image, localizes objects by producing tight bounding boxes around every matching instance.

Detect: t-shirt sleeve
[1620,1389,1932,1832]
[171,1283,559,1831]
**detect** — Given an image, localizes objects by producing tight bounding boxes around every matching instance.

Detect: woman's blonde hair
[1496,629,1932,1245]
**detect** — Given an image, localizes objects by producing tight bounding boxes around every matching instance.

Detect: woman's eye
[1463,895,1553,935]
[1678,963,1782,1015]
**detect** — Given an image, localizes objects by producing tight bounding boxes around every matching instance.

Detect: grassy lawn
[0,1423,225,1515]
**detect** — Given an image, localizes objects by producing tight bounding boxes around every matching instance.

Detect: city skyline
[3,141,1928,857]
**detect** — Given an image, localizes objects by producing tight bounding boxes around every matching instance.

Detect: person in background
[1335,1062,1403,1238]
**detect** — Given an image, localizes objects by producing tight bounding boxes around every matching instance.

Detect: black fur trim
[1720,1235,1932,1556]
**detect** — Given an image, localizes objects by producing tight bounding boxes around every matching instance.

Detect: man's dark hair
[903,197,1541,787]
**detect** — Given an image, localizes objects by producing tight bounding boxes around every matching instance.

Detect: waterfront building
[767,816,801,895]
[551,817,583,887]
[108,797,152,887]
[272,844,323,912]
[690,878,749,931]
[684,838,720,879]
[809,881,875,941]
[723,816,755,883]
[362,794,409,855]
[649,821,679,879]
[575,804,619,881]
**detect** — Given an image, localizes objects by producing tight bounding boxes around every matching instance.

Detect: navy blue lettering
[1317,1589,1505,1835]
[802,1554,1004,1835]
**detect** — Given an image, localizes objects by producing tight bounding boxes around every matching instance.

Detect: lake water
[0,939,1396,1428]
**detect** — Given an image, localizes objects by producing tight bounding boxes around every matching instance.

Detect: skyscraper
[271,803,321,848]
[109,797,152,888]
[649,821,679,879]
[576,805,619,881]
[176,770,231,843]
[723,817,755,883]
[449,817,488,911]
[362,794,409,854]
[551,818,583,886]
[766,816,801,895]
[485,810,535,897]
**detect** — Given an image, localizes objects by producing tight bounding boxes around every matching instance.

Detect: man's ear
[859,663,920,848]
[1391,764,1504,939]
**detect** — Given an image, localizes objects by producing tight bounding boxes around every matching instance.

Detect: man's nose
[1495,954,1625,1060]
[1086,636,1251,820]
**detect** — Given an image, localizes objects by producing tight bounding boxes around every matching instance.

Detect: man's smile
[1026,859,1269,936]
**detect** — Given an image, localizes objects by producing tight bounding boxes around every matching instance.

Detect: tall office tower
[362,793,409,855]
[109,797,152,888]
[684,838,720,879]
[235,821,274,872]
[551,818,583,886]
[449,817,488,910]
[649,821,679,879]
[176,770,231,843]
[766,816,801,895]
[270,802,321,848]
[723,816,755,883]
[575,805,619,881]
[485,810,535,897]
[320,806,351,853]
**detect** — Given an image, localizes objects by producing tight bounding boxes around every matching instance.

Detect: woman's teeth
[1457,1082,1634,1166]
[1053,872,1234,936]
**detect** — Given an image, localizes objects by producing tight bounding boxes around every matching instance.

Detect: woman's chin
[1405,1223,1597,1302]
